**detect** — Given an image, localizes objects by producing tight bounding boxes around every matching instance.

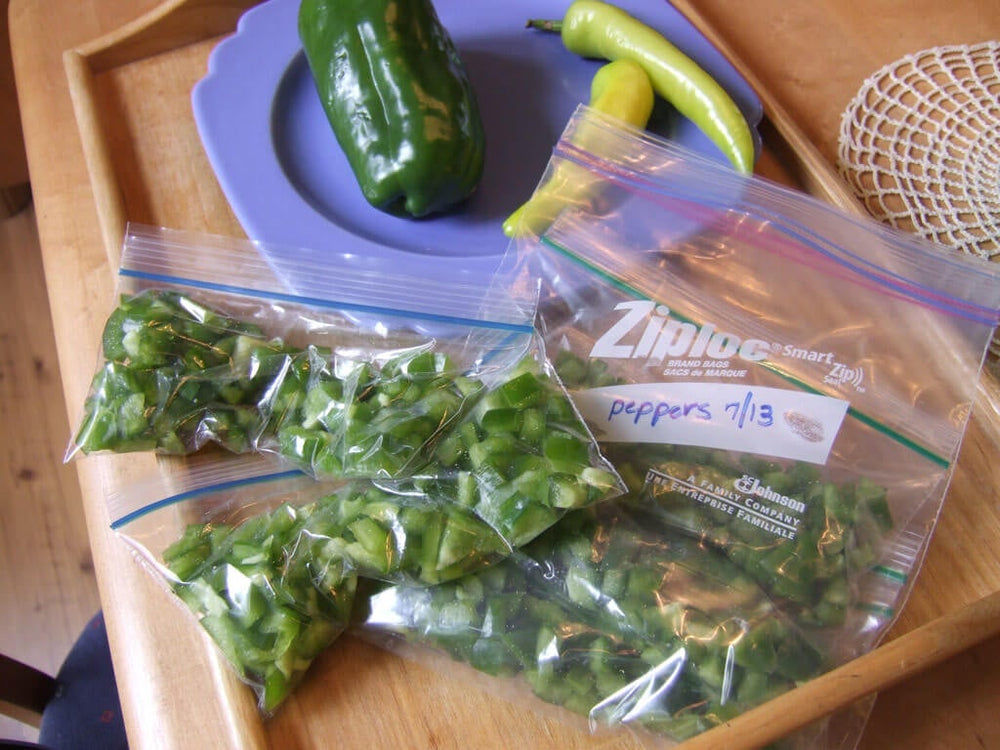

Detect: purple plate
[193,0,762,280]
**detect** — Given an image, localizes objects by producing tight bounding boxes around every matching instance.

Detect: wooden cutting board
[10,0,1000,748]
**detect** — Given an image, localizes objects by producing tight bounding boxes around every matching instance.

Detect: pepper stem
[525,18,562,32]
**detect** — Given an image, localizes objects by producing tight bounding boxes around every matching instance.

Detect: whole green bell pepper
[298,0,486,217]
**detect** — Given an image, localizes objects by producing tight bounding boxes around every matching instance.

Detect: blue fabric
[36,612,128,750]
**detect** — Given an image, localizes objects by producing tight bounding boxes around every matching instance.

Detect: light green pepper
[529,0,755,174]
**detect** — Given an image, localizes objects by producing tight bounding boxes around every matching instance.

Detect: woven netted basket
[838,41,1000,358]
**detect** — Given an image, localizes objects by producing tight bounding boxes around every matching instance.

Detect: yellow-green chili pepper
[502,58,655,238]
[528,0,755,175]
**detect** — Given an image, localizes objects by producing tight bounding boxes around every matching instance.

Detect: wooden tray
[62,2,1000,748]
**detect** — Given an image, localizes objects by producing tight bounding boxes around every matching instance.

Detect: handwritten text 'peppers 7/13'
[298,0,486,217]
[503,58,655,238]
[529,0,756,175]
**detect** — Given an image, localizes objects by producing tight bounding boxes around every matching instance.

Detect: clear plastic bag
[517,107,1000,652]
[66,224,533,477]
[358,107,1000,746]
[111,447,617,715]
[66,225,622,525]
[110,448,614,713]
[361,504,827,745]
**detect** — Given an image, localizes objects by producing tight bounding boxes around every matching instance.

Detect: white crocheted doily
[838,41,999,356]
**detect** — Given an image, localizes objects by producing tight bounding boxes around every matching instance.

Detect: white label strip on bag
[572,382,849,465]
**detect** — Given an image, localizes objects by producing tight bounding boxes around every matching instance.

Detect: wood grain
[9,0,1000,748]
[76,0,257,73]
[0,206,102,742]
[0,0,29,193]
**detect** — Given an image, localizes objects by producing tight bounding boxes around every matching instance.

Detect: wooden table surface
[10,0,1000,748]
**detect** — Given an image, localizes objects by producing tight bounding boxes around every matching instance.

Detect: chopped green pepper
[360,506,824,742]
[312,482,512,584]
[163,501,357,714]
[552,348,895,628]
[340,349,481,477]
[415,356,623,547]
[83,290,624,548]
[72,290,292,456]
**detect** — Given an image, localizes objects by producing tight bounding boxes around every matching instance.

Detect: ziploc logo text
[590,300,770,363]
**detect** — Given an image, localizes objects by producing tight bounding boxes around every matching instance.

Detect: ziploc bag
[514,106,1000,645]
[66,225,622,522]
[113,447,588,713]
[66,224,528,476]
[355,108,1000,747]
[360,503,828,746]
[108,448,609,713]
